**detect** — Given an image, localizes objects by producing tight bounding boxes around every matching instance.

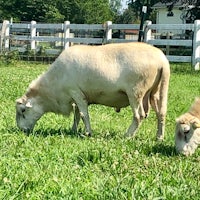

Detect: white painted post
[36,32,39,47]
[64,21,70,49]
[193,20,200,70]
[106,21,112,43]
[0,20,10,51]
[30,21,36,50]
[144,20,152,43]
[4,20,10,49]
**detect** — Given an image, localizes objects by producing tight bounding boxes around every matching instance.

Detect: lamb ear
[175,118,180,123]
[193,122,200,129]
[26,101,32,108]
[16,98,23,104]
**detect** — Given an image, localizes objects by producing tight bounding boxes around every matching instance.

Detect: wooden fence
[0,20,200,69]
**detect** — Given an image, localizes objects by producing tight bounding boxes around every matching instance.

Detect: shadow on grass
[33,128,78,137]
[34,128,119,139]
[95,131,119,140]
[6,126,84,138]
[150,143,178,157]
[7,125,119,140]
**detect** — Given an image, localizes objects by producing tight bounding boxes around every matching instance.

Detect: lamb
[175,97,200,156]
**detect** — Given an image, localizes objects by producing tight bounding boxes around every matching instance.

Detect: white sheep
[175,97,200,156]
[16,42,170,139]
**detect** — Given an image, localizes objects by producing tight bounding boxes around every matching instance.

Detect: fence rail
[0,20,200,69]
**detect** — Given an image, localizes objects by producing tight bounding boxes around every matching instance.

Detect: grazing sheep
[175,97,200,156]
[16,42,170,139]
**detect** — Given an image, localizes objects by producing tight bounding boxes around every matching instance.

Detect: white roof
[152,0,187,9]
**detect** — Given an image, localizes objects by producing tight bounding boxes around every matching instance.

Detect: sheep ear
[26,101,32,108]
[193,122,200,129]
[16,98,23,104]
[175,118,180,123]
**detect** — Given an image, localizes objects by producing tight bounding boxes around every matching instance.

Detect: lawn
[0,61,200,199]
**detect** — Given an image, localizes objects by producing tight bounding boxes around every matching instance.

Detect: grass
[0,61,200,199]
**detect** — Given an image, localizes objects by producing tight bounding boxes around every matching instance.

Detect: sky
[122,0,128,9]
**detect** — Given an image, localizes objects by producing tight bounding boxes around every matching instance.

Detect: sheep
[16,42,170,139]
[175,97,200,156]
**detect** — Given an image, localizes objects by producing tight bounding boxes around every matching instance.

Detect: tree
[0,0,122,23]
[110,0,122,14]
[68,0,115,24]
[125,0,160,22]
[0,0,50,22]
[44,5,65,23]
[117,7,137,24]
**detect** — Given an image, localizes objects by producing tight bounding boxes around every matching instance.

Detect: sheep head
[175,113,200,156]
[16,95,44,133]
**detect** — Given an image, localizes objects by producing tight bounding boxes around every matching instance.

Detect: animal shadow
[8,126,82,138]
[151,143,178,157]
[33,127,89,138]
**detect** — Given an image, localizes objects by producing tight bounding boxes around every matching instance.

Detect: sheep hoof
[124,132,135,138]
[157,135,164,141]
[85,132,91,137]
[115,108,121,113]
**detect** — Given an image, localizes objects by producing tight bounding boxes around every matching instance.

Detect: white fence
[144,20,200,70]
[0,20,200,69]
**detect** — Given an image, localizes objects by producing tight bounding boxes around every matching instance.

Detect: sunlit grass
[0,61,200,199]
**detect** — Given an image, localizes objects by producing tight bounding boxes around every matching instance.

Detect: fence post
[0,20,10,50]
[4,20,10,49]
[0,20,10,51]
[144,20,152,43]
[193,20,200,70]
[105,21,112,43]
[31,21,36,50]
[64,21,70,49]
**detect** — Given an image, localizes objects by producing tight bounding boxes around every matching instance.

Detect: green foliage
[126,0,160,20]
[0,50,20,65]
[0,47,57,63]
[0,0,121,23]
[116,7,140,24]
[44,5,65,23]
[61,0,115,24]
[75,0,114,24]
[0,61,200,199]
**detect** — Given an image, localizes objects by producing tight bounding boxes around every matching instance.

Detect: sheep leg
[71,91,92,136]
[125,106,141,137]
[71,103,81,133]
[150,93,166,140]
[125,91,145,137]
[156,112,165,140]
[142,91,151,118]
[79,109,92,136]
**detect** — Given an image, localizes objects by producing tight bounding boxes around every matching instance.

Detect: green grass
[0,61,200,199]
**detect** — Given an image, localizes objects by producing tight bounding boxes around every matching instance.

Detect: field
[0,61,200,199]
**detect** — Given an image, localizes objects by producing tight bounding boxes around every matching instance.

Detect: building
[152,1,186,25]
[152,1,194,36]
